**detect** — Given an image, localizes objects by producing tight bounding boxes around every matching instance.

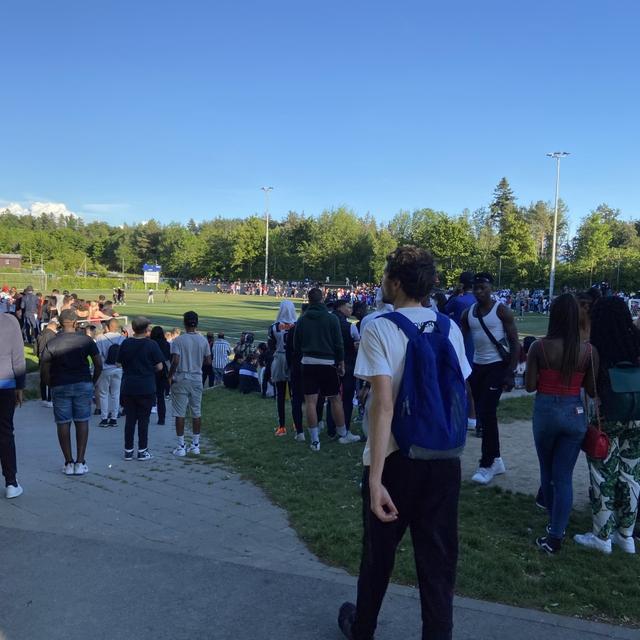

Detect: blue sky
[1,0,638,233]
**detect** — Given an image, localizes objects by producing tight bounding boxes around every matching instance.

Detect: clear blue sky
[1,0,638,233]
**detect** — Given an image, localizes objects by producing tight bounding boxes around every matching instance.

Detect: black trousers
[275,380,304,431]
[155,372,167,422]
[0,389,18,486]
[468,361,507,467]
[353,452,460,640]
[326,367,356,435]
[121,394,154,451]
[40,376,51,402]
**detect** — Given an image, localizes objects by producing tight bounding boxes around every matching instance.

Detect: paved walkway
[0,400,633,640]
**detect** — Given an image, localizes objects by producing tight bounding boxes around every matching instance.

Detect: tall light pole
[546,151,570,299]
[261,186,273,294]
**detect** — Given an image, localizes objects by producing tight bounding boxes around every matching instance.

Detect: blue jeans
[51,382,94,424]
[532,394,586,539]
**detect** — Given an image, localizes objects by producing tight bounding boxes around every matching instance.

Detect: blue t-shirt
[118,337,164,396]
[445,292,476,363]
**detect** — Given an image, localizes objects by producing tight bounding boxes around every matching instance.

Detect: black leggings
[121,394,154,451]
[275,380,303,432]
[155,372,167,422]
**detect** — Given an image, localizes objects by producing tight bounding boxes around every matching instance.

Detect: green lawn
[200,390,639,627]
[70,288,549,342]
[24,346,39,373]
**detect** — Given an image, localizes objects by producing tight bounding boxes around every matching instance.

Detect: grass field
[71,288,551,342]
[200,390,639,627]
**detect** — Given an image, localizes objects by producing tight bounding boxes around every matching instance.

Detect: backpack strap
[380,311,420,339]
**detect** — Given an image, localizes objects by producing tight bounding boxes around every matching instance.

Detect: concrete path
[0,400,633,640]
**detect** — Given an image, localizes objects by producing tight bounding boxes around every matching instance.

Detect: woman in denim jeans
[526,294,598,554]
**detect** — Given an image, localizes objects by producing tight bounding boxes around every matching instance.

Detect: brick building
[0,254,23,269]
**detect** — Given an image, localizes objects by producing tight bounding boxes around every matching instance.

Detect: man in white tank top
[461,273,520,485]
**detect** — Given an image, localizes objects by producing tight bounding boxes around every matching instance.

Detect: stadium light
[546,152,570,299]
[261,186,273,294]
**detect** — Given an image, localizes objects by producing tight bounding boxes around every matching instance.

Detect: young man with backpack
[95,318,125,427]
[338,246,471,640]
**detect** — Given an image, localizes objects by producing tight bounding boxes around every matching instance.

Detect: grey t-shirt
[170,332,210,382]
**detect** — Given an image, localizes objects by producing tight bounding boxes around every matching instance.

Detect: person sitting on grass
[238,353,261,394]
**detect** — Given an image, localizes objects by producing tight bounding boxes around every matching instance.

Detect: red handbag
[581,349,610,460]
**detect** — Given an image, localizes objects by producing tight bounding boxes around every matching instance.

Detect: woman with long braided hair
[574,296,640,554]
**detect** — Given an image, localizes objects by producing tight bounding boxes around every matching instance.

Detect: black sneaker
[157,420,165,425]
[338,602,356,640]
[98,419,110,428]
[536,535,561,555]
[124,449,134,461]
[546,524,566,538]
[108,419,118,427]
[94,408,101,416]
[137,449,153,461]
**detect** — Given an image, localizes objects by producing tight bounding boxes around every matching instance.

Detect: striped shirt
[212,339,232,369]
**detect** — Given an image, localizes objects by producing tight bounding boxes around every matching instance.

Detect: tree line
[1,178,637,291]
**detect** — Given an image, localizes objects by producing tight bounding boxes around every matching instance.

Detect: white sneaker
[74,463,89,476]
[310,441,321,453]
[151,406,157,414]
[573,532,612,555]
[187,443,200,455]
[612,530,636,554]
[5,483,23,499]
[338,432,361,444]
[491,457,506,476]
[173,445,186,457]
[41,400,53,408]
[294,433,306,442]
[63,463,75,476]
[471,466,495,485]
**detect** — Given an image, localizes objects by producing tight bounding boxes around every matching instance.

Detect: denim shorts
[51,382,94,424]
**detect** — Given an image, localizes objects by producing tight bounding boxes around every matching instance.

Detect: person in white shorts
[168,311,211,456]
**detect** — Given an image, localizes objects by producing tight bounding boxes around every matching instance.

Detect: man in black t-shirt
[41,309,102,476]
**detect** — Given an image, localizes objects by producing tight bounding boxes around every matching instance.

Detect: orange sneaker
[274,426,287,437]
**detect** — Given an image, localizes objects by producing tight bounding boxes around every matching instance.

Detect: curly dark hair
[590,296,640,390]
[384,246,436,300]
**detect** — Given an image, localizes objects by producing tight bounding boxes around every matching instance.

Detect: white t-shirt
[354,306,472,466]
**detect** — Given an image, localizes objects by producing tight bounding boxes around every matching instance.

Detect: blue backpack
[381,311,467,459]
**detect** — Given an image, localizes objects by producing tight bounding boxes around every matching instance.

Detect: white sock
[192,435,200,446]
[178,435,185,447]
[309,427,319,442]
[337,425,347,437]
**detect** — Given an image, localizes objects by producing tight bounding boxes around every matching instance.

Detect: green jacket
[294,303,344,363]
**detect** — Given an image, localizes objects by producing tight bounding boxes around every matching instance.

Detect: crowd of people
[1,253,639,639]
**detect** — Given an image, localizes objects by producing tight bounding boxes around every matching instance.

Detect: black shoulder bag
[475,305,511,364]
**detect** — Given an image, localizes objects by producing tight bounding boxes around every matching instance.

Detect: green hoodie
[294,303,344,363]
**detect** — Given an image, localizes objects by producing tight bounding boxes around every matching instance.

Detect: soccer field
[76,289,300,343]
[74,289,549,341]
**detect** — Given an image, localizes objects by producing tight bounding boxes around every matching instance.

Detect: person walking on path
[574,296,640,555]
[525,294,598,554]
[150,325,171,425]
[147,288,154,304]
[338,246,471,640]
[117,316,165,461]
[269,300,303,437]
[293,288,348,453]
[168,311,211,457]
[40,309,102,476]
[95,318,125,427]
[0,312,26,498]
[20,285,39,344]
[461,273,520,485]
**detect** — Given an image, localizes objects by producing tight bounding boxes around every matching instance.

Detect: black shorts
[302,364,341,397]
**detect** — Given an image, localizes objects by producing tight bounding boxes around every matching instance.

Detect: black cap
[459,271,474,287]
[473,272,494,285]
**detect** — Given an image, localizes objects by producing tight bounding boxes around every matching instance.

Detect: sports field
[74,289,550,340]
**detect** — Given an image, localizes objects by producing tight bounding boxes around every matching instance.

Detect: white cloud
[0,200,78,219]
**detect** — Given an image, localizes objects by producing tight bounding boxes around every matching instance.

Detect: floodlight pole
[261,186,273,295]
[546,152,570,299]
